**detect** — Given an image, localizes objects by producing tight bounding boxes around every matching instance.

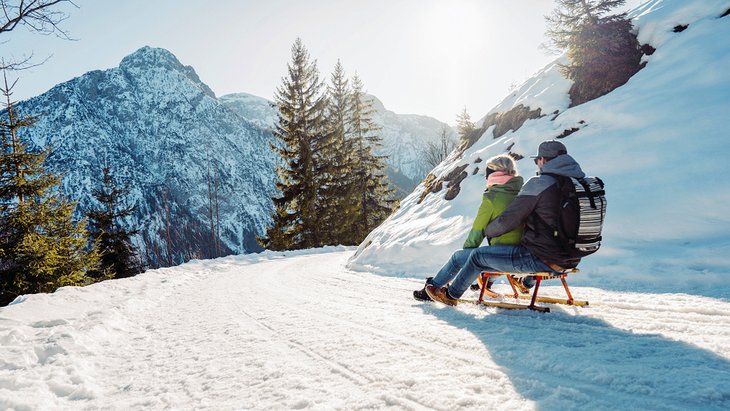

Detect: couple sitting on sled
[414,140,587,306]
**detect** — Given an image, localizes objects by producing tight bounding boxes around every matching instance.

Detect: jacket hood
[485,175,524,195]
[539,154,585,179]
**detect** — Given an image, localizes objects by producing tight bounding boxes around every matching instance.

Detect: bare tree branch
[0,52,50,71]
[424,126,457,169]
[1,0,76,38]
[1,0,77,70]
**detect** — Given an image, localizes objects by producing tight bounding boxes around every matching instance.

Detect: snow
[631,0,730,47]
[2,249,729,409]
[483,59,572,120]
[219,92,278,131]
[3,1,730,409]
[350,0,730,300]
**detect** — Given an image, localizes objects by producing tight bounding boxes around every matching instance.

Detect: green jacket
[463,176,524,248]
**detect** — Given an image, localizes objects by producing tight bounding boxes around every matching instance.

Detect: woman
[413,154,524,301]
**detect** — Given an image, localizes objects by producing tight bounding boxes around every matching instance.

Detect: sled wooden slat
[475,268,586,312]
[515,294,589,307]
[457,299,551,313]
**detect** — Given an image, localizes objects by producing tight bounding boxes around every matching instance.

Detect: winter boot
[424,284,458,306]
[413,277,434,301]
[510,275,530,294]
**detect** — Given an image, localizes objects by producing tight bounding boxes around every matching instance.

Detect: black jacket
[484,154,586,267]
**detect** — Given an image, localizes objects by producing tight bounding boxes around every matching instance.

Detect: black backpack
[550,174,607,259]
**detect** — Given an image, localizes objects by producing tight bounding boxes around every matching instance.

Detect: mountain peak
[119,46,216,98]
[120,46,181,69]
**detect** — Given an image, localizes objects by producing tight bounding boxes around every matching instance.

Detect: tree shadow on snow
[420,304,730,410]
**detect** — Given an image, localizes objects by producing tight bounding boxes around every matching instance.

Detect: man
[425,140,586,306]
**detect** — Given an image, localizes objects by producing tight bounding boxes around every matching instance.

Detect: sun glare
[418,1,487,60]
[412,1,491,113]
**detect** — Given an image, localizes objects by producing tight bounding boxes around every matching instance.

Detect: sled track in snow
[4,250,729,410]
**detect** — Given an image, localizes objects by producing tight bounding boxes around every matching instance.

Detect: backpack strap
[576,177,606,209]
[575,178,596,209]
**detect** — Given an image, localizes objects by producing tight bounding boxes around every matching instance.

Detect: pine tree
[455,107,476,140]
[545,0,643,106]
[86,165,142,279]
[0,74,100,306]
[318,60,359,245]
[348,74,394,242]
[262,38,327,251]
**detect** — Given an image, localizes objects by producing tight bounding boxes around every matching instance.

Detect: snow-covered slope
[349,0,730,299]
[1,249,729,409]
[15,47,278,267]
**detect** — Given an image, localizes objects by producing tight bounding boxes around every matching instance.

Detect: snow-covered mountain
[218,92,277,131]
[15,46,278,267]
[349,0,730,299]
[220,92,457,196]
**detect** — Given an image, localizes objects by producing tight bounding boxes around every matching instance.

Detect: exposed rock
[459,104,543,153]
[557,127,580,139]
[486,104,543,139]
[418,174,439,204]
[444,164,469,182]
[443,165,469,201]
[417,164,471,203]
[444,171,467,200]
[673,24,689,32]
[641,44,656,56]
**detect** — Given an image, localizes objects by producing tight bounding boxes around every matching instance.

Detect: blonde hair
[486,154,518,176]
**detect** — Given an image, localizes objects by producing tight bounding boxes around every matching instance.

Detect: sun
[416,1,489,59]
[411,1,492,114]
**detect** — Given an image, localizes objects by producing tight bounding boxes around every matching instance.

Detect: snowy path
[2,248,730,410]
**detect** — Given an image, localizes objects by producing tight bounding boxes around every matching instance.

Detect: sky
[4,0,572,124]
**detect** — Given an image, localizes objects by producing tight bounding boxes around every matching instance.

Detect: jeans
[431,245,556,299]
[431,248,473,288]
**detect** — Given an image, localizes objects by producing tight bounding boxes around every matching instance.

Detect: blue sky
[2,0,639,123]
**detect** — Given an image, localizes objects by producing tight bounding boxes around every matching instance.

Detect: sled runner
[459,269,588,313]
